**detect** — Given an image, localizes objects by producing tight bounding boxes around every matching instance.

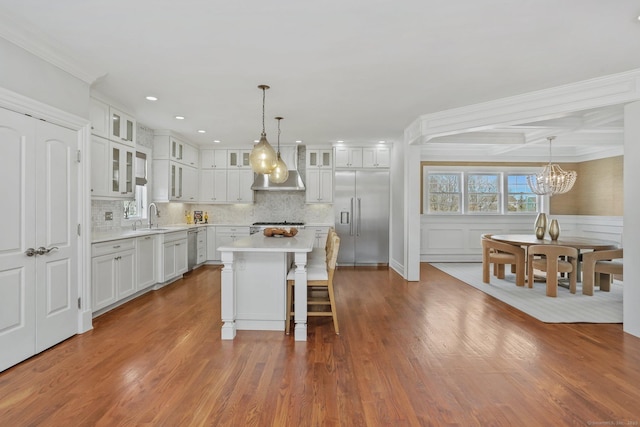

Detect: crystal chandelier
[527,136,577,196]
[249,85,277,174]
[269,116,289,184]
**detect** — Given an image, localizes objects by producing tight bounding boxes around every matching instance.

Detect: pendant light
[527,136,577,196]
[269,116,289,184]
[249,85,277,174]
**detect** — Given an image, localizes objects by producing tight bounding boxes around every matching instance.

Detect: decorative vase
[549,219,560,241]
[535,227,545,240]
[534,213,547,236]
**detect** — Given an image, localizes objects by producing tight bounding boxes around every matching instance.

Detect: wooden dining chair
[527,245,578,297]
[481,234,525,286]
[285,234,341,335]
[582,248,623,296]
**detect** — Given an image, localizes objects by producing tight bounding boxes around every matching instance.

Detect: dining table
[490,234,620,281]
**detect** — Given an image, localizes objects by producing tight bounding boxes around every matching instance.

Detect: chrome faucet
[148,202,160,229]
[132,219,143,231]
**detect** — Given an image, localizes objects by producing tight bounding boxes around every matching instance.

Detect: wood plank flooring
[1,263,640,426]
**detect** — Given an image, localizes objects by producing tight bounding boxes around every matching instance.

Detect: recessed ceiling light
[213,140,221,144]
[378,140,386,144]
[175,116,185,120]
[295,140,302,144]
[254,139,259,143]
[145,96,158,101]
[337,140,344,143]
[198,130,206,133]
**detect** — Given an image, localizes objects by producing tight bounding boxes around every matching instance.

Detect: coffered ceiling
[1,0,639,159]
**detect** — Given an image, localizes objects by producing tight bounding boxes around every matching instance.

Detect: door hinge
[77,149,81,163]
[77,297,81,309]
[77,224,81,236]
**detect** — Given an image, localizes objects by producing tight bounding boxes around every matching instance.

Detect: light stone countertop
[217,229,315,253]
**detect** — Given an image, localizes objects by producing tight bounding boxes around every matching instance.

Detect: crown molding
[405,69,640,145]
[0,10,104,84]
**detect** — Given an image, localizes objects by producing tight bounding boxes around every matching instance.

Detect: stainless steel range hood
[251,146,306,191]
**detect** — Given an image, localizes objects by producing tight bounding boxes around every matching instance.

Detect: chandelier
[527,136,577,196]
[249,85,277,174]
[269,116,289,184]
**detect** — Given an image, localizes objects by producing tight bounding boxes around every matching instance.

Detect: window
[467,174,499,213]
[426,173,461,213]
[423,166,540,215]
[506,174,538,213]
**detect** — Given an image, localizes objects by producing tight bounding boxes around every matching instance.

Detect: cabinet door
[363,147,390,168]
[171,138,183,161]
[182,143,199,167]
[335,147,362,168]
[197,229,207,264]
[174,239,188,275]
[200,149,216,169]
[91,137,110,196]
[229,150,251,168]
[116,249,136,299]
[305,169,333,203]
[307,149,332,168]
[206,227,217,261]
[136,236,156,290]
[238,169,255,202]
[92,254,117,311]
[110,107,136,146]
[110,143,135,198]
[163,242,176,280]
[89,98,110,139]
[227,170,241,201]
[182,166,198,202]
[170,163,184,200]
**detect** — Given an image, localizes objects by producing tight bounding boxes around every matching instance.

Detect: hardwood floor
[1,263,640,426]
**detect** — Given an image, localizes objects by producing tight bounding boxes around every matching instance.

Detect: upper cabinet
[89,98,136,147]
[362,147,390,168]
[153,131,200,202]
[228,150,251,168]
[306,149,333,168]
[153,132,199,167]
[335,146,390,169]
[91,137,135,200]
[334,147,362,168]
[200,149,228,169]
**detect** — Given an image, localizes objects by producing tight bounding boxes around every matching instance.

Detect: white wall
[0,37,89,118]
[623,101,640,337]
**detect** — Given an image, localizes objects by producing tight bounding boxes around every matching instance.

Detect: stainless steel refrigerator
[334,170,390,266]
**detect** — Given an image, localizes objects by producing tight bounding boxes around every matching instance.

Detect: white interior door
[34,120,78,352]
[0,109,37,371]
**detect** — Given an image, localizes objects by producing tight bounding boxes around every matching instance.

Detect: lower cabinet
[159,231,188,283]
[213,226,250,261]
[92,239,136,312]
[196,227,207,265]
[136,235,156,290]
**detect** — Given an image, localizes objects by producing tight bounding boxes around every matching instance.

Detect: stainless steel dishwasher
[187,229,198,271]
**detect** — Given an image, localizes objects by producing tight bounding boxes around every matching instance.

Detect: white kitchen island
[218,229,315,342]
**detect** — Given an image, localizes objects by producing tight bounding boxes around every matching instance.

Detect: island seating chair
[481,234,526,287]
[285,234,340,335]
[581,248,623,296]
[307,227,336,269]
[527,244,578,297]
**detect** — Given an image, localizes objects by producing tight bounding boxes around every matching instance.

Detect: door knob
[35,246,59,255]
[25,248,36,257]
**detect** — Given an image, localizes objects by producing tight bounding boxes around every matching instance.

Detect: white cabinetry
[153,132,200,202]
[228,150,251,168]
[227,169,255,203]
[213,226,249,261]
[136,235,156,290]
[362,147,390,168]
[92,239,136,312]
[199,169,227,203]
[334,147,362,168]
[305,147,333,203]
[89,98,136,147]
[200,149,228,168]
[158,231,188,283]
[306,149,333,168]
[90,138,134,199]
[206,226,217,261]
[196,227,207,265]
[336,146,390,169]
[306,169,333,203]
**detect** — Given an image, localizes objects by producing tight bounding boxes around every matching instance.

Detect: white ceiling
[1,0,639,157]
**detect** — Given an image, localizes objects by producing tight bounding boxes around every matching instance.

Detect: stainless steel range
[250,221,305,235]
